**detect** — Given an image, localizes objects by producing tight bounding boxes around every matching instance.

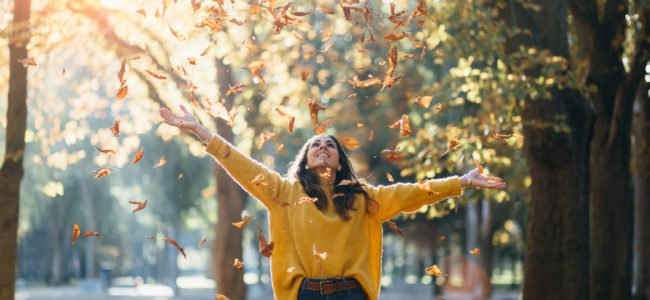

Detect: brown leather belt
[300,278,361,295]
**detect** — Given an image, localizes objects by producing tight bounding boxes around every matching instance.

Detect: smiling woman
[159,104,506,300]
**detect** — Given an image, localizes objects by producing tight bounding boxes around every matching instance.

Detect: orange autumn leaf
[233,258,244,269]
[200,45,211,56]
[226,83,246,96]
[273,107,296,134]
[276,144,285,153]
[308,98,327,127]
[296,196,318,205]
[314,119,332,135]
[163,237,187,259]
[93,168,113,179]
[469,248,480,256]
[382,46,400,90]
[215,294,231,300]
[386,173,394,182]
[110,120,120,137]
[414,96,433,108]
[386,220,405,237]
[258,226,275,257]
[425,264,443,277]
[494,132,518,139]
[388,114,411,137]
[95,146,115,155]
[246,61,265,84]
[383,31,410,43]
[132,147,144,164]
[168,24,186,41]
[301,69,311,81]
[232,215,253,229]
[381,145,402,162]
[348,76,382,88]
[476,159,484,174]
[417,180,439,196]
[258,132,276,149]
[145,69,167,80]
[319,4,335,14]
[154,156,166,168]
[440,136,462,157]
[339,137,361,150]
[136,9,146,17]
[195,17,222,32]
[72,224,80,245]
[129,199,148,213]
[116,84,128,100]
[198,237,207,248]
[18,57,37,67]
[84,231,101,238]
[439,235,446,241]
[187,57,196,65]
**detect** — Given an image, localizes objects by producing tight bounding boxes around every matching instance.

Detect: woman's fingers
[485,176,503,183]
[180,104,192,116]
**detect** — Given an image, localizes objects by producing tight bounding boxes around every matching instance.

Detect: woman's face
[306,136,340,173]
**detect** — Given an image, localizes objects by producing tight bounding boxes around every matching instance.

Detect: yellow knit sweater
[206,134,462,300]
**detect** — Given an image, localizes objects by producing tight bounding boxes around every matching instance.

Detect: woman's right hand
[159,104,199,131]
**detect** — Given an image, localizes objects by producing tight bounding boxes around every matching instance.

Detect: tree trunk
[632,81,650,300]
[80,179,97,278]
[211,57,247,300]
[505,1,592,299]
[0,0,31,298]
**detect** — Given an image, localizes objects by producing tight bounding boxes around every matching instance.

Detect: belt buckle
[319,280,333,294]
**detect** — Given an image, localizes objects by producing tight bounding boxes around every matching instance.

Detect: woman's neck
[313,167,336,190]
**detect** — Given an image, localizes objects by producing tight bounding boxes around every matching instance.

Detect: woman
[160,105,506,300]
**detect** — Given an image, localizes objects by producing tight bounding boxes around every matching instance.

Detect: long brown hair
[287,135,374,221]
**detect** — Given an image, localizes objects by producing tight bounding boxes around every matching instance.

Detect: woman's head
[287,134,373,220]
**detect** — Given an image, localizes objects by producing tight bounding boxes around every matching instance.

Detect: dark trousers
[297,278,368,300]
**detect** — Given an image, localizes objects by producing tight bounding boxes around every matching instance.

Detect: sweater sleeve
[205,134,290,209]
[365,176,463,222]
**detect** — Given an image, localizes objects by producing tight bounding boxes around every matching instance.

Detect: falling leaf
[440,136,462,157]
[187,57,196,65]
[414,96,433,108]
[95,146,115,155]
[154,156,166,168]
[215,294,231,300]
[17,57,37,67]
[84,231,101,238]
[469,248,480,256]
[129,199,148,213]
[296,196,318,205]
[301,69,311,81]
[388,114,411,137]
[163,237,187,259]
[386,220,405,237]
[321,31,333,43]
[233,258,244,269]
[116,84,128,100]
[168,24,186,41]
[197,237,207,248]
[314,119,332,135]
[232,215,253,229]
[381,145,402,162]
[312,244,328,260]
[439,235,446,241]
[273,107,296,134]
[276,144,285,153]
[433,103,442,111]
[258,132,276,149]
[417,180,439,196]
[229,18,246,25]
[348,76,382,88]
[386,173,394,182]
[72,224,80,245]
[382,46,401,90]
[200,45,211,56]
[258,226,275,257]
[339,137,361,150]
[145,69,167,80]
[110,120,120,137]
[383,31,410,43]
[476,159,484,174]
[132,147,144,164]
[136,9,146,17]
[117,58,127,84]
[425,264,443,276]
[308,98,327,127]
[226,83,246,96]
[246,61,265,84]
[494,132,518,139]
[93,168,113,179]
[319,4,335,14]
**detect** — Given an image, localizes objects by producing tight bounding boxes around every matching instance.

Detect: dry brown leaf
[154,156,166,168]
[233,258,244,269]
[95,146,115,155]
[476,159,484,174]
[84,231,101,238]
[414,96,433,108]
[145,69,167,80]
[469,248,480,256]
[339,137,361,150]
[386,220,405,237]
[348,76,382,88]
[258,132,276,149]
[388,114,411,137]
[381,145,402,162]
[72,223,80,245]
[116,84,128,100]
[163,237,187,259]
[320,4,335,14]
[110,120,120,137]
[425,264,443,276]
[258,226,275,257]
[232,215,253,229]
[198,237,207,248]
[246,61,265,84]
[132,147,144,164]
[93,168,113,178]
[308,98,326,126]
[129,199,148,213]
[168,24,186,41]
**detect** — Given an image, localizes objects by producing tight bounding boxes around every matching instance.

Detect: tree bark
[505,1,592,299]
[632,81,650,300]
[0,0,31,298]
[211,57,247,300]
[570,2,649,299]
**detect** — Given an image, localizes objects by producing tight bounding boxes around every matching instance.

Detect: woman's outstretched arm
[160,105,289,209]
[366,168,506,222]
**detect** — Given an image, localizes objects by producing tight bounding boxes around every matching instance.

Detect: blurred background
[0,0,648,299]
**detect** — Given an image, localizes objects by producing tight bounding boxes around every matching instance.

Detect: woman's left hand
[461,168,507,189]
